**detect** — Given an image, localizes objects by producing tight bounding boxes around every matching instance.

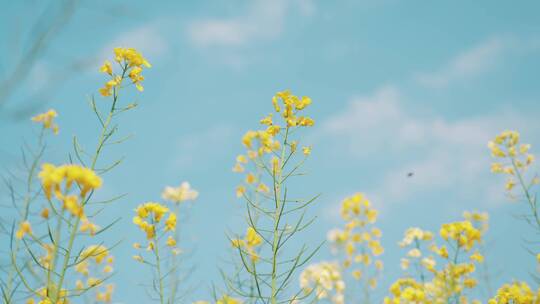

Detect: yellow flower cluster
[462,211,489,234]
[161,182,199,203]
[488,281,540,304]
[488,130,536,192]
[99,47,151,96]
[26,285,69,304]
[31,109,59,134]
[38,163,102,235]
[426,262,478,301]
[75,245,115,303]
[132,202,176,240]
[216,295,242,304]
[39,163,102,201]
[231,227,263,262]
[327,193,383,289]
[16,220,32,239]
[299,262,345,304]
[233,90,314,199]
[271,90,314,127]
[440,221,482,251]
[390,214,486,304]
[398,227,434,272]
[384,278,427,304]
[426,219,483,302]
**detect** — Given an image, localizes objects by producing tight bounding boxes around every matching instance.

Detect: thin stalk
[169,203,180,302]
[6,129,45,303]
[270,127,289,304]
[54,66,126,301]
[154,242,165,304]
[511,159,540,229]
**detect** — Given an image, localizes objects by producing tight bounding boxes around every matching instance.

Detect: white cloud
[101,23,168,60]
[321,86,540,210]
[187,0,313,48]
[415,37,507,88]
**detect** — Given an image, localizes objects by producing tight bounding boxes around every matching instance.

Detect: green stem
[54,67,127,301]
[154,241,166,304]
[169,204,180,302]
[511,159,540,230]
[6,129,45,303]
[270,127,289,304]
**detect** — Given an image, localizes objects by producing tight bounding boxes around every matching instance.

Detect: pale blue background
[1,0,540,303]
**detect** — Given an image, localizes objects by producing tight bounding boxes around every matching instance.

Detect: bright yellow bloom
[216,295,242,304]
[100,47,150,96]
[440,221,481,251]
[245,173,256,184]
[80,217,99,235]
[246,227,262,247]
[80,245,109,264]
[100,60,112,75]
[470,251,484,263]
[40,208,49,219]
[16,221,32,239]
[256,183,270,193]
[236,155,248,164]
[166,236,177,247]
[165,213,177,231]
[489,281,539,303]
[260,114,273,126]
[31,109,59,134]
[236,185,246,198]
[133,202,173,239]
[38,163,102,200]
[233,227,263,262]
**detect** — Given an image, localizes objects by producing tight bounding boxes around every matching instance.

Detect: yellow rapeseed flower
[16,221,32,239]
[31,109,59,134]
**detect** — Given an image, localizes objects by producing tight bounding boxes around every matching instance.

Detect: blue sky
[2,0,540,303]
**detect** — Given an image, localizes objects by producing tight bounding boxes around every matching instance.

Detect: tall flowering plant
[224,90,319,304]
[7,47,150,304]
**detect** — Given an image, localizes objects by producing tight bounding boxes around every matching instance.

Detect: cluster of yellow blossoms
[488,281,540,303]
[385,278,427,304]
[231,227,263,262]
[232,90,314,198]
[398,227,434,272]
[132,202,179,264]
[16,220,32,239]
[161,182,199,203]
[299,262,345,304]
[488,130,537,192]
[75,245,115,303]
[31,109,59,134]
[39,163,102,201]
[18,164,102,239]
[386,213,485,304]
[440,221,482,251]
[462,211,489,235]
[132,202,176,240]
[327,193,383,289]
[99,47,151,96]
[192,295,242,304]
[26,286,69,304]
[216,295,242,304]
